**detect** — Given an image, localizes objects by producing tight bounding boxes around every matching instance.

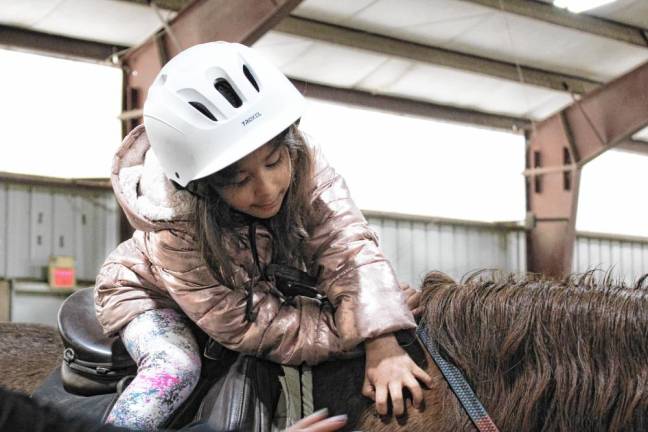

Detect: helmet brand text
[241,112,262,126]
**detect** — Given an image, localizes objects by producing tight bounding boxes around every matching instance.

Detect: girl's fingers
[290,409,328,428]
[403,375,423,408]
[412,306,424,318]
[292,415,348,432]
[286,409,348,432]
[361,379,375,400]
[375,384,389,416]
[388,382,404,417]
[413,364,434,387]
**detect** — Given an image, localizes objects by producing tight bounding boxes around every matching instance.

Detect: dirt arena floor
[0,323,63,394]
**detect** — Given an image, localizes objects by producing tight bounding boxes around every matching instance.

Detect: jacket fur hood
[112,125,195,232]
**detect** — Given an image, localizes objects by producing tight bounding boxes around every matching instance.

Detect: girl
[95,41,430,430]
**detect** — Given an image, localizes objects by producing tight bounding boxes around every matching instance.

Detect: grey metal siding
[365,212,527,286]
[103,193,119,261]
[6,184,33,278]
[9,281,89,326]
[2,179,647,291]
[573,234,648,282]
[0,180,119,282]
[0,184,6,277]
[30,187,53,272]
[52,192,77,257]
[366,211,648,287]
[76,193,103,281]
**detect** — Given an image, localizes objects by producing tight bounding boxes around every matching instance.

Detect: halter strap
[416,323,499,432]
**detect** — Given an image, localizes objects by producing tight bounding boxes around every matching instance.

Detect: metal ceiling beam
[117,78,530,132]
[0,25,126,63]
[292,80,530,132]
[114,0,190,11]
[464,0,648,48]
[526,60,648,278]
[276,16,601,95]
[618,139,648,155]
[0,171,111,191]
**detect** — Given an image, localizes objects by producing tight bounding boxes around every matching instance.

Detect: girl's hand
[361,333,433,416]
[285,408,347,432]
[400,282,423,318]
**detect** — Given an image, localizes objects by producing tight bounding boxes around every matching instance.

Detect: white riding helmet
[143,41,305,187]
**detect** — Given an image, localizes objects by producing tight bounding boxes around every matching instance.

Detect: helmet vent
[243,65,259,92]
[214,78,242,108]
[189,101,217,121]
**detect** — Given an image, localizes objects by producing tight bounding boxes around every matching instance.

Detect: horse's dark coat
[313,335,432,432]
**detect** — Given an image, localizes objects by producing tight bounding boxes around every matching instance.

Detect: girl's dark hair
[191,124,315,287]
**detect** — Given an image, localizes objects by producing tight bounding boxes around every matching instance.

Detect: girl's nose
[254,173,275,198]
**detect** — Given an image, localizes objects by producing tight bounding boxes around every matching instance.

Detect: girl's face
[214,142,292,219]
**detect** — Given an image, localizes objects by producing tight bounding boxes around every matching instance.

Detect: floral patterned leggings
[105,308,202,431]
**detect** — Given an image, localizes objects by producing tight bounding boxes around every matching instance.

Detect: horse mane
[421,270,648,432]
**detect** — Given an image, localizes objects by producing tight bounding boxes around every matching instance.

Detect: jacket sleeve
[304,147,416,350]
[96,227,342,366]
[95,233,181,335]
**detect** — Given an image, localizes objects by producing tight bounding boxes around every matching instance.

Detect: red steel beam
[527,60,648,278]
[0,24,125,63]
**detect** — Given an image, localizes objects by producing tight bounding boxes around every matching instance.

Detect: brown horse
[5,270,648,431]
[314,271,648,432]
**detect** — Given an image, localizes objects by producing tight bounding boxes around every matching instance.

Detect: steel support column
[527,60,648,277]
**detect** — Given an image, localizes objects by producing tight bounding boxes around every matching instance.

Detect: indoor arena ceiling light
[553,0,618,13]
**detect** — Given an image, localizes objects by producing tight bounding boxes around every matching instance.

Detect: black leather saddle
[34,287,283,431]
[57,287,136,395]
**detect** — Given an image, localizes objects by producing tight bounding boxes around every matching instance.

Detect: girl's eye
[231,176,250,187]
[267,152,283,168]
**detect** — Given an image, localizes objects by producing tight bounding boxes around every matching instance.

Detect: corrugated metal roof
[0,0,175,46]
[1,0,647,127]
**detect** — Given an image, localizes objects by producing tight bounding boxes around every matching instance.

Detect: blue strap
[416,323,499,432]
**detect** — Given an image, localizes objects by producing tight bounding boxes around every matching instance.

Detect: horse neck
[421,277,648,431]
[354,338,473,432]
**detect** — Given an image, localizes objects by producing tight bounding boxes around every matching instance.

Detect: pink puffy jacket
[95,125,415,365]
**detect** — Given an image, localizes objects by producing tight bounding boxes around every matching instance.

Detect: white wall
[577,149,648,237]
[300,98,527,223]
[0,48,122,178]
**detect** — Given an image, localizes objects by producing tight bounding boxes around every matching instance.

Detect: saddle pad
[276,364,313,427]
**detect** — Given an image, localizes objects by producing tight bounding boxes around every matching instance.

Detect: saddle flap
[58,287,134,369]
[197,354,282,432]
